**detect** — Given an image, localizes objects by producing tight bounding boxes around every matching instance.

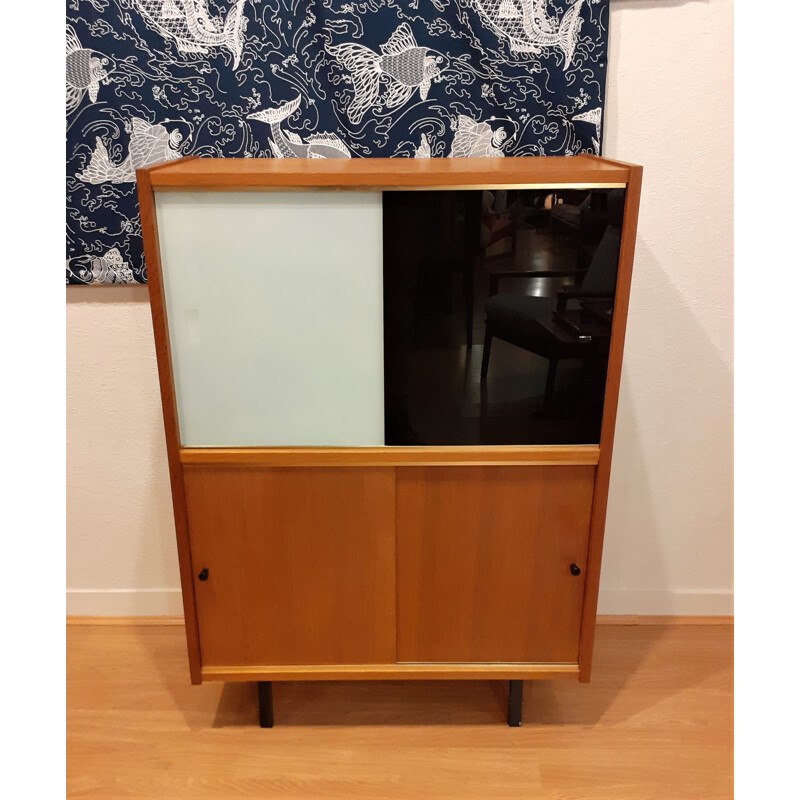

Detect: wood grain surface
[144,154,629,189]
[578,164,644,682]
[138,154,644,693]
[397,466,595,664]
[184,466,396,667]
[67,622,733,799]
[137,161,203,683]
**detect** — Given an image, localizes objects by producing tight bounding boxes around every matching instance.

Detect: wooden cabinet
[138,155,642,725]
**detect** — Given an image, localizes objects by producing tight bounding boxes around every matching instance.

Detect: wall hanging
[66,0,609,285]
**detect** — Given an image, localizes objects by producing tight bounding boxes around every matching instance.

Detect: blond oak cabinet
[138,155,642,727]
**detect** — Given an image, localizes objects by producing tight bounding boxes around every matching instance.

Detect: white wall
[66,0,733,616]
[599,0,733,613]
[67,287,183,614]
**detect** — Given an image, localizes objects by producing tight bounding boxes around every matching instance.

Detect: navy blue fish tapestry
[66,0,609,285]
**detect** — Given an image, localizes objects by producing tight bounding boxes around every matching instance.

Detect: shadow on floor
[207,625,727,728]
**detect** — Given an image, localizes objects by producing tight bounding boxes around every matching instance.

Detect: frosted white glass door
[155,190,384,447]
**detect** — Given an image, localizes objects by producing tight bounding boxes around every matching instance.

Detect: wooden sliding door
[185,466,396,667]
[396,466,594,664]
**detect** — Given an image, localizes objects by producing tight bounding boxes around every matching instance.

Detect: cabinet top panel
[140,155,637,190]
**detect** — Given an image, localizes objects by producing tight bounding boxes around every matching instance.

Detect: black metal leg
[258,681,274,728]
[508,680,523,727]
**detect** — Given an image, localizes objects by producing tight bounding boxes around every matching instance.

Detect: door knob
[570,563,581,576]
[198,568,209,581]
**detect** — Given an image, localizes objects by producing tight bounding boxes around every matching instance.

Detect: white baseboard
[67,588,733,617]
[67,589,184,616]
[597,589,733,616]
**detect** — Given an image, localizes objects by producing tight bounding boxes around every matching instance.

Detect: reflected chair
[463,192,518,347]
[480,190,624,409]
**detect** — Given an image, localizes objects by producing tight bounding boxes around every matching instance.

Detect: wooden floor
[67,622,732,799]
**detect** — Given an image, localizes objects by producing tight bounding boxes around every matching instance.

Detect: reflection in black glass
[383,188,625,446]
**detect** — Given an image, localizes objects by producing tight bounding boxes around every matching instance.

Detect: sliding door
[155,190,385,447]
[396,466,594,663]
[382,188,625,446]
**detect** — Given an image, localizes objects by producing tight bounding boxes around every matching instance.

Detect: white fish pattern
[67,248,135,284]
[91,248,135,283]
[67,4,609,284]
[573,107,601,153]
[473,0,585,69]
[449,116,512,158]
[133,0,248,69]
[66,24,113,115]
[248,96,351,159]
[326,24,448,125]
[78,118,183,184]
[573,106,601,135]
[415,134,431,159]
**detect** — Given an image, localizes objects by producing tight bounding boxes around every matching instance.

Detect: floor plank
[67,623,732,799]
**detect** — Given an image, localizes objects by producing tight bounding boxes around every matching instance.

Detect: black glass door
[383,187,625,446]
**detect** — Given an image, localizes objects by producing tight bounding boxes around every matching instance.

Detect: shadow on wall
[68,284,196,717]
[66,283,149,304]
[67,283,181,613]
[601,235,732,614]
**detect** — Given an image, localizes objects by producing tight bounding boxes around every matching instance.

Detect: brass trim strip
[201,662,580,682]
[179,445,601,467]
[153,183,627,192]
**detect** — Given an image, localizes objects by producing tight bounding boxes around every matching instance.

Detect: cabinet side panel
[579,166,643,681]
[184,467,396,666]
[138,169,203,684]
[396,465,594,664]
